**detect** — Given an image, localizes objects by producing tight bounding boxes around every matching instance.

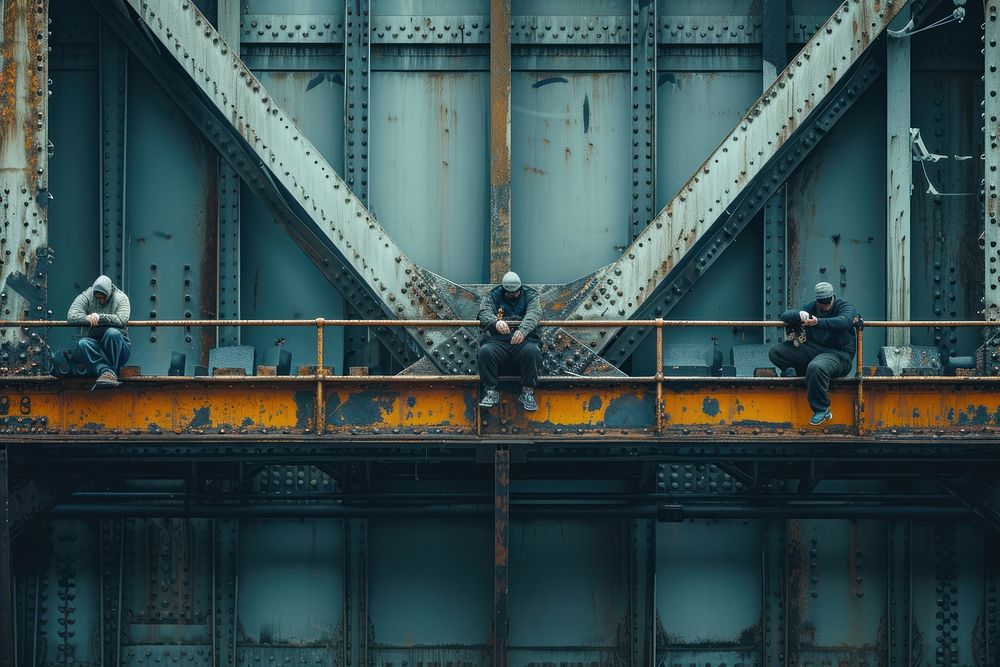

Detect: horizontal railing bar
[1,318,996,328]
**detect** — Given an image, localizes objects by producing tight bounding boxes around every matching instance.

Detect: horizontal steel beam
[2,377,1000,439]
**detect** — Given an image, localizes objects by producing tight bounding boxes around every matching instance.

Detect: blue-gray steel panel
[509,519,626,660]
[792,520,886,649]
[910,521,984,667]
[376,0,487,14]
[368,519,491,646]
[514,0,625,16]
[656,520,761,644]
[240,70,346,372]
[511,72,631,283]
[369,72,488,283]
[238,519,345,644]
[246,0,346,14]
[41,520,100,667]
[47,71,101,354]
[786,87,887,364]
[125,71,217,375]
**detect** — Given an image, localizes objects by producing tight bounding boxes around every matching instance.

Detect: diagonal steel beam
[562,0,924,365]
[105,0,615,376]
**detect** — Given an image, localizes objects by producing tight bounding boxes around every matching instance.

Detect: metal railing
[3,317,998,435]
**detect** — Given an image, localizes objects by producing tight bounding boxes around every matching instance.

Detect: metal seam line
[489,0,512,284]
[217,0,242,347]
[629,0,656,241]
[985,2,1000,321]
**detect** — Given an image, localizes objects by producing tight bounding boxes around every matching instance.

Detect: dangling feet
[519,387,537,412]
[809,409,832,426]
[92,370,121,390]
[479,387,501,408]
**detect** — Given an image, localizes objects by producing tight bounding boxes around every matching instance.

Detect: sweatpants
[768,340,853,413]
[478,339,541,389]
[76,328,131,377]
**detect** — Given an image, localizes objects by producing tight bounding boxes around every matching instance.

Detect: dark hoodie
[67,275,131,340]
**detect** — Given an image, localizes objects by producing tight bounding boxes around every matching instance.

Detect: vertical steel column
[629,519,655,667]
[762,0,787,342]
[98,21,127,285]
[986,506,1000,666]
[629,0,656,241]
[986,2,1000,320]
[489,0,512,282]
[761,519,786,667]
[886,13,911,346]
[217,0,241,345]
[344,518,369,667]
[345,0,371,203]
[344,0,373,367]
[213,518,238,667]
[0,0,50,359]
[886,520,912,667]
[99,518,123,667]
[493,446,510,667]
[0,449,11,667]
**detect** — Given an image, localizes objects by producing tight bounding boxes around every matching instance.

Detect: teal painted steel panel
[240,69,346,372]
[124,70,218,375]
[509,519,626,664]
[237,520,345,645]
[369,72,489,283]
[656,520,761,644]
[786,87,887,365]
[47,71,101,354]
[511,72,631,283]
[368,519,491,646]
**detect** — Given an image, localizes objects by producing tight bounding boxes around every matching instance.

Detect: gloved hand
[799,310,810,323]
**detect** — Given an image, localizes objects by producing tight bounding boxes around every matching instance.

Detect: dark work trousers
[768,340,853,412]
[478,339,541,389]
[76,328,131,377]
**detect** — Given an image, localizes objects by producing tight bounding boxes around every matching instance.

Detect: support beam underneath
[489,0,512,283]
[493,445,510,667]
[886,14,912,346]
[0,448,11,667]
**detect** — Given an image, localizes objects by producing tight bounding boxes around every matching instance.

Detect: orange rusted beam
[0,379,998,439]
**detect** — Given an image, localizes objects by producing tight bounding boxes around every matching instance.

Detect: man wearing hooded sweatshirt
[67,275,131,387]
[477,271,542,411]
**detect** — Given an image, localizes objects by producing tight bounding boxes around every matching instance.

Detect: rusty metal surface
[1,375,1000,440]
[489,0,511,284]
[0,0,50,375]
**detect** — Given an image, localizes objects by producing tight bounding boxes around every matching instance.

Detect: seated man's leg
[99,329,131,374]
[767,340,813,376]
[477,341,509,407]
[76,338,112,377]
[509,341,541,388]
[804,351,853,414]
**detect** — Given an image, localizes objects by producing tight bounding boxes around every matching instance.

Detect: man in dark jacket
[66,275,131,387]
[478,271,542,411]
[768,281,857,425]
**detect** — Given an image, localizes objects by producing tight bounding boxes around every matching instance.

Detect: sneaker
[479,388,500,408]
[92,370,121,390]
[519,388,538,412]
[809,410,832,426]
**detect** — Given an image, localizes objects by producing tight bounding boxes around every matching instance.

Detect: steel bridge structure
[2,0,1000,666]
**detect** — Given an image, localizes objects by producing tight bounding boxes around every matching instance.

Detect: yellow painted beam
[0,378,997,439]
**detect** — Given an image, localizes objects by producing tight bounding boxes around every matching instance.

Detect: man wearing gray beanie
[66,274,131,388]
[768,281,857,425]
[477,271,542,411]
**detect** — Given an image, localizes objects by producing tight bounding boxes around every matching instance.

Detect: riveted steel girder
[0,0,51,375]
[563,0,917,361]
[986,2,1000,320]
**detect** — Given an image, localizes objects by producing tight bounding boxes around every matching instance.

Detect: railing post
[655,319,664,435]
[855,325,865,436]
[316,318,326,434]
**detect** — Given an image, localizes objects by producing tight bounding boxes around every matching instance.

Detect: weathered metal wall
[7,1,998,666]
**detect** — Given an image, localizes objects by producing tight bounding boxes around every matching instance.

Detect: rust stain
[522,165,544,176]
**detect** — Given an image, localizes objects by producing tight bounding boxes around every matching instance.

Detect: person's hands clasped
[799,310,818,327]
[86,313,100,327]
[495,320,510,335]
[511,330,525,345]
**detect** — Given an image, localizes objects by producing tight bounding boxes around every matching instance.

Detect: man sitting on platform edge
[768,281,857,426]
[66,274,131,388]
[477,271,542,412]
